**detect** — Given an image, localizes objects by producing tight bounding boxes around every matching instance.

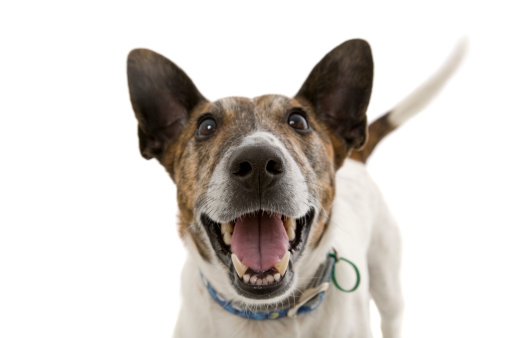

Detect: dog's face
[127,40,373,305]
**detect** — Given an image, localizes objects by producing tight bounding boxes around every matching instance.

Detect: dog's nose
[229,145,285,191]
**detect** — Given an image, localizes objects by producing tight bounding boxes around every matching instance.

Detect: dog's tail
[350,38,468,163]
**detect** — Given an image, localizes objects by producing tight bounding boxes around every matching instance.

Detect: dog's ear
[296,39,373,150]
[127,49,207,160]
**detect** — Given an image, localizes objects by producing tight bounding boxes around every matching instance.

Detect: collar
[200,250,339,320]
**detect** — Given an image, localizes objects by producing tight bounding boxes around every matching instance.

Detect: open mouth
[202,209,314,299]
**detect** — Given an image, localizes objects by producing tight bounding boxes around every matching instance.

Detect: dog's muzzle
[201,144,315,299]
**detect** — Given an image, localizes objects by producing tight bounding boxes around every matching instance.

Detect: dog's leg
[368,200,404,338]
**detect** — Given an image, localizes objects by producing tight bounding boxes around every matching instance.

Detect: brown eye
[288,113,309,130]
[197,118,217,138]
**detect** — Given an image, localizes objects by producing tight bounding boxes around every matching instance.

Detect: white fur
[389,38,467,126]
[175,159,403,337]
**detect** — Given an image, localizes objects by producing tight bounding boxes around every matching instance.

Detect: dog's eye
[288,113,309,130]
[197,118,217,138]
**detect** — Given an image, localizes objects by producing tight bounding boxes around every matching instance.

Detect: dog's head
[127,40,373,305]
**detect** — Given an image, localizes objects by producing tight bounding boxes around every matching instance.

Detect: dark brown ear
[296,39,373,150]
[127,49,207,160]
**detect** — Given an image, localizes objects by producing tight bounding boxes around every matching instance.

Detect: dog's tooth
[221,222,233,235]
[283,217,296,240]
[287,226,295,241]
[266,274,274,283]
[250,275,258,284]
[283,217,296,230]
[231,254,249,278]
[223,232,232,245]
[243,274,250,283]
[274,251,291,276]
[274,273,281,282]
[256,279,263,286]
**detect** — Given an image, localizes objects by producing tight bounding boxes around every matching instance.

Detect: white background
[1,1,506,337]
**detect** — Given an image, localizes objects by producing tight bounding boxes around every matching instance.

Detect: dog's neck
[200,250,337,320]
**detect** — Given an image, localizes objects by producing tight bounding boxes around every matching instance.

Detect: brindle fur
[164,95,339,256]
[350,113,395,163]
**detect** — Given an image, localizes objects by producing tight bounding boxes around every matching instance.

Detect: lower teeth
[240,273,279,285]
[232,251,291,285]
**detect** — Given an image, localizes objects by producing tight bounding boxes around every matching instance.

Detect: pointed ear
[296,39,373,150]
[127,49,207,160]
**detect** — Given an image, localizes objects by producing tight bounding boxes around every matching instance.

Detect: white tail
[388,38,468,127]
[350,38,468,163]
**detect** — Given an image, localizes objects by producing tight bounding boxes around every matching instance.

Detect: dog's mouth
[202,209,314,299]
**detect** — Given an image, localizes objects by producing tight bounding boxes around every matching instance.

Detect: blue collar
[201,250,339,320]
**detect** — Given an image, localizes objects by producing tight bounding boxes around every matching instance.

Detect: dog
[126,39,465,337]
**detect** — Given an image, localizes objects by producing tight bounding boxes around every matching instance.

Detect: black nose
[229,145,286,191]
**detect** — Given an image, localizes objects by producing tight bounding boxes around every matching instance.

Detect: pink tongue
[231,213,289,272]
